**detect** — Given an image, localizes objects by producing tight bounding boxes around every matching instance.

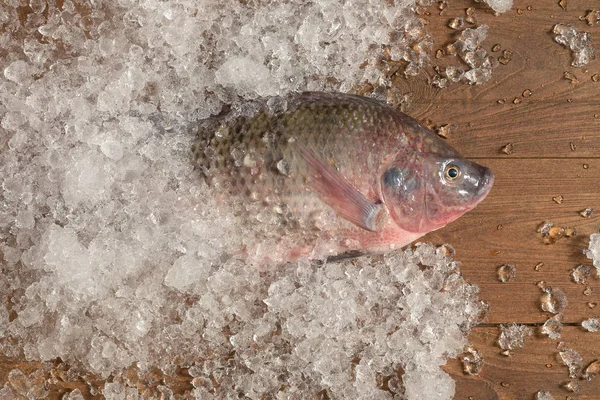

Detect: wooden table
[2,0,600,398]
[420,0,600,398]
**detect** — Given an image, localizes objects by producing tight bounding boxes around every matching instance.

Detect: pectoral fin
[298,145,386,232]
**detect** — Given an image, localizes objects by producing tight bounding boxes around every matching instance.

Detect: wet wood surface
[420,0,600,398]
[3,0,600,399]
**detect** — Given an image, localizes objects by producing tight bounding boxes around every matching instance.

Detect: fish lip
[477,168,495,197]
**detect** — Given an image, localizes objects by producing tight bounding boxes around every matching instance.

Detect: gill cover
[380,158,426,233]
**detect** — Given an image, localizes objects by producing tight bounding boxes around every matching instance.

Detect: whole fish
[192,92,493,263]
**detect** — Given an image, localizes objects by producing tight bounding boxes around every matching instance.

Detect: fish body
[193,92,493,263]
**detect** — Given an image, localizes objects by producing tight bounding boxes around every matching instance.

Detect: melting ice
[585,233,600,276]
[553,23,596,67]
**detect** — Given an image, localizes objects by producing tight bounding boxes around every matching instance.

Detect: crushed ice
[535,391,555,400]
[540,316,563,339]
[497,323,533,352]
[582,317,600,332]
[540,286,568,315]
[433,25,498,87]
[497,264,516,283]
[564,380,580,392]
[483,0,513,14]
[571,265,592,284]
[558,342,583,379]
[584,233,600,276]
[3,222,488,400]
[553,23,596,67]
[461,345,484,376]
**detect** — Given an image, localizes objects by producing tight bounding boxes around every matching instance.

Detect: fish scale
[194,94,400,200]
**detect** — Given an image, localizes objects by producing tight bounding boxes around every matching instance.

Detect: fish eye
[444,164,460,181]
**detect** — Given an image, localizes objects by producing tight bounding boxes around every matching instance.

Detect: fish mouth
[476,167,494,198]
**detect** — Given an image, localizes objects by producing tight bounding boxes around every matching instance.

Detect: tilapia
[192,92,493,263]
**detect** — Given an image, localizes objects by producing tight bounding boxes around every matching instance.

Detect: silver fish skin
[192,92,493,263]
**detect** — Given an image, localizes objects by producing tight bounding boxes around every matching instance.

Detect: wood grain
[403,0,600,160]
[419,0,600,398]
[447,327,600,400]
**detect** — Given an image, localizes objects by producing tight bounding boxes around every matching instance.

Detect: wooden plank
[425,213,600,324]
[446,326,600,400]
[464,159,599,212]
[421,157,600,324]
[395,0,600,159]
[418,101,600,160]
[422,0,600,103]
[414,0,600,397]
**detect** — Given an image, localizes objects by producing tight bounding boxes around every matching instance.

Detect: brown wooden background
[2,0,600,398]
[420,0,600,398]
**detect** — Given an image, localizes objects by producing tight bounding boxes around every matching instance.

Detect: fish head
[380,153,494,234]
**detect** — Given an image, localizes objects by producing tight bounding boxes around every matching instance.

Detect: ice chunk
[537,221,553,235]
[446,25,495,86]
[435,124,457,139]
[3,60,34,84]
[484,0,513,13]
[432,75,449,89]
[448,18,465,30]
[461,345,484,375]
[445,66,465,82]
[571,265,592,284]
[99,140,124,161]
[540,287,568,314]
[585,233,600,275]
[583,9,600,26]
[458,25,489,52]
[464,49,488,69]
[1,112,28,131]
[558,342,583,378]
[497,323,533,351]
[41,225,101,299]
[164,255,212,292]
[582,317,600,332]
[497,264,516,283]
[464,63,494,84]
[464,68,492,85]
[553,23,596,67]
[62,150,112,208]
[584,360,600,380]
[540,316,562,339]
[64,389,85,400]
[7,369,48,399]
[564,380,580,392]
[215,57,278,98]
[535,391,555,400]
